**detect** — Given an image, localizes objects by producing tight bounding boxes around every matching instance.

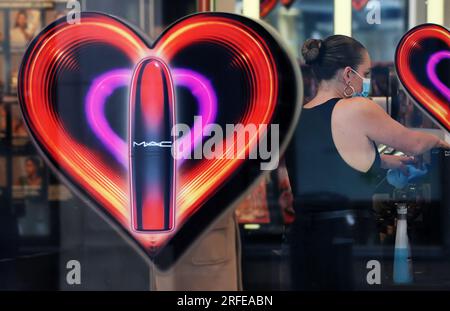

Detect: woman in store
[285,35,450,290]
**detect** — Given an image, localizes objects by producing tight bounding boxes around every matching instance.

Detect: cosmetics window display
[0,93,73,241]
[0,2,75,230]
[0,4,70,94]
[0,4,73,290]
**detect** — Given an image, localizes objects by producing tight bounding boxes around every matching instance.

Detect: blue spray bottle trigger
[386,164,428,189]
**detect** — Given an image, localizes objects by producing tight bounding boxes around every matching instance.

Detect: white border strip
[427,0,444,25]
[243,0,260,19]
[334,0,352,36]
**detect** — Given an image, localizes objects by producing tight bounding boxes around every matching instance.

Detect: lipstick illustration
[129,57,176,232]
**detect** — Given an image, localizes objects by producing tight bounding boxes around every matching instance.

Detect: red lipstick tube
[129,57,176,232]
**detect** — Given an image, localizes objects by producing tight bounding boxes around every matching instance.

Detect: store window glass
[0,0,198,291]
[230,0,450,292]
[1,0,450,294]
[235,0,334,58]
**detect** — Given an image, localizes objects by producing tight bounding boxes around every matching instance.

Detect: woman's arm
[355,98,450,156]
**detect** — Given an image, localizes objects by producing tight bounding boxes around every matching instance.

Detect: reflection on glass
[277,160,295,225]
[261,0,335,58]
[10,103,29,146]
[0,156,6,188]
[48,176,73,202]
[0,104,6,139]
[352,0,407,62]
[236,177,271,224]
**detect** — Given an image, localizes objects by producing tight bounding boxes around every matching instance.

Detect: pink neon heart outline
[85,68,217,167]
[427,51,450,102]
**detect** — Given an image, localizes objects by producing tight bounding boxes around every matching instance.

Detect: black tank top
[286,98,382,212]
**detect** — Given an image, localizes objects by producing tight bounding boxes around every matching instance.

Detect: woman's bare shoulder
[332,98,385,128]
[335,97,381,114]
[335,97,374,107]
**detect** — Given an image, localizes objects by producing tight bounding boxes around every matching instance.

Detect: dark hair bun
[302,39,323,64]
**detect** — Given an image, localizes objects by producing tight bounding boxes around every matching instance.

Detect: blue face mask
[351,68,371,98]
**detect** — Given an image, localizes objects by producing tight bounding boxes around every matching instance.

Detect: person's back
[286,97,381,291]
[287,97,381,212]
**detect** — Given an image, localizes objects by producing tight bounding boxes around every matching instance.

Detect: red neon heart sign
[280,0,296,9]
[18,12,302,269]
[261,0,279,17]
[396,24,450,131]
